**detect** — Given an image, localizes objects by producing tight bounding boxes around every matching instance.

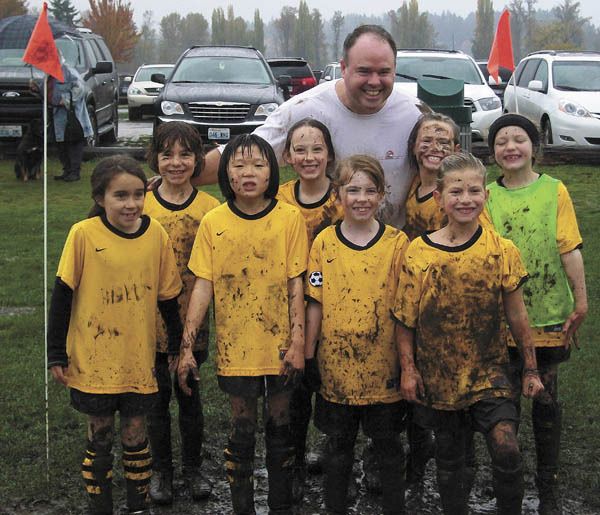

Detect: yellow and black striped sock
[122,440,152,512]
[81,441,113,514]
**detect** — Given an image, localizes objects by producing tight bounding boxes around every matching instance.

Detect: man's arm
[191,147,221,187]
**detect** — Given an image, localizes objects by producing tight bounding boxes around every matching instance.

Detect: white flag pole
[43,73,50,484]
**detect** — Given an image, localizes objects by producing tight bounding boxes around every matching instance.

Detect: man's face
[340,34,396,115]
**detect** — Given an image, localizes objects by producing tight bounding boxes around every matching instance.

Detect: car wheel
[87,105,98,147]
[128,106,142,121]
[542,118,553,145]
[103,102,119,144]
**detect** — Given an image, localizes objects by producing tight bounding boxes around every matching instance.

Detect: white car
[128,64,174,121]
[394,50,502,142]
[503,51,600,146]
[319,62,341,83]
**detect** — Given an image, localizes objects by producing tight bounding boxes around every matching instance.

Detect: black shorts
[508,345,571,368]
[217,374,296,398]
[314,394,408,439]
[70,388,157,417]
[413,397,519,435]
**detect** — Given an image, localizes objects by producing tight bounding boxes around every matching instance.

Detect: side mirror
[151,73,166,84]
[323,75,332,81]
[488,75,500,86]
[93,61,113,74]
[528,79,543,92]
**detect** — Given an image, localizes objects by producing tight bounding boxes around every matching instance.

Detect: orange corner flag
[22,2,64,83]
[487,8,514,84]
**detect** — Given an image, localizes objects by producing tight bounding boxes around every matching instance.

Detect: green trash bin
[417,79,473,152]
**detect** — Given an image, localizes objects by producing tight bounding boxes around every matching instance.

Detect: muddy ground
[2,433,595,515]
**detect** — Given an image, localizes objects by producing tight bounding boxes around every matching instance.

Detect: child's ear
[454,143,461,152]
[282,151,292,165]
[95,195,104,208]
[433,189,442,208]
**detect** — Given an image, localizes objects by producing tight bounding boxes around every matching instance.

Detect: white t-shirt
[254,80,421,228]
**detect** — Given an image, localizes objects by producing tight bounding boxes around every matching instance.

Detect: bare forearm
[182,278,213,353]
[561,249,588,311]
[305,301,322,358]
[504,288,537,370]
[395,324,417,372]
[191,148,220,186]
[287,276,305,349]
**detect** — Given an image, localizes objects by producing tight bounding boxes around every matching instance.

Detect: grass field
[0,157,598,513]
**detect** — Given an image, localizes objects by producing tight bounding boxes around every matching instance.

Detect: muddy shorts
[314,394,407,439]
[217,374,297,398]
[70,388,157,417]
[413,397,519,435]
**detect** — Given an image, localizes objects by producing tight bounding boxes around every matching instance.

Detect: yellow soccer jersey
[277,179,344,247]
[392,227,527,410]
[57,215,182,394]
[482,176,583,347]
[144,189,220,353]
[306,223,409,405]
[188,200,308,376]
[403,176,447,241]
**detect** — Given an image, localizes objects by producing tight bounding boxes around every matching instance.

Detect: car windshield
[171,56,271,85]
[135,66,173,82]
[395,56,483,85]
[552,61,600,92]
[270,64,311,78]
[0,35,81,68]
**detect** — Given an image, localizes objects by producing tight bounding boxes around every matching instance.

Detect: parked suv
[394,50,502,142]
[267,57,316,97]
[153,46,287,142]
[503,50,600,146]
[0,25,119,145]
[127,63,173,120]
[319,62,341,83]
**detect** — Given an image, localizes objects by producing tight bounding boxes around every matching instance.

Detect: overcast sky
[64,0,599,26]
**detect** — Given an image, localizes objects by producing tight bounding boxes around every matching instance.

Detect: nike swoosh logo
[326,258,335,263]
[216,231,225,236]
[96,248,106,252]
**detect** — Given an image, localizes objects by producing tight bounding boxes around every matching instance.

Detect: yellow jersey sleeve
[392,239,424,329]
[188,217,214,282]
[158,230,184,301]
[306,234,324,303]
[286,208,309,279]
[57,222,85,290]
[556,182,583,254]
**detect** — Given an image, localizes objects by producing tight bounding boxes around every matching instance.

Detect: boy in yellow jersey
[393,153,544,515]
[277,118,344,499]
[305,155,410,514]
[178,134,308,514]
[144,123,220,504]
[47,156,183,515]
[484,114,587,514]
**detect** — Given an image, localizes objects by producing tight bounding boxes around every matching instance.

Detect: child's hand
[50,365,68,386]
[401,366,424,402]
[280,344,304,385]
[562,305,587,349]
[146,175,162,191]
[177,351,199,396]
[168,354,179,374]
[522,370,544,399]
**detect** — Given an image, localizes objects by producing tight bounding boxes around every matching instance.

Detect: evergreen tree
[472,0,494,59]
[48,0,80,26]
[390,0,436,49]
[294,1,312,59]
[251,9,265,53]
[274,6,297,55]
[311,8,327,67]
[211,8,226,45]
[134,10,157,65]
[180,12,209,50]
[159,13,183,62]
[331,11,344,61]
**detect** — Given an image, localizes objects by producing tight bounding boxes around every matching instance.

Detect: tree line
[2,0,599,71]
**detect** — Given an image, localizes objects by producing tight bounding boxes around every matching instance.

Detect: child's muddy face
[158,140,196,186]
[227,145,270,200]
[415,121,457,173]
[285,126,330,182]
[493,126,533,172]
[436,168,487,225]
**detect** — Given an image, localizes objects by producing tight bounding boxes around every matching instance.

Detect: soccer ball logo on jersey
[309,271,323,287]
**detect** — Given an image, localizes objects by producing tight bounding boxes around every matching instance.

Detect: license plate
[0,125,22,138]
[208,127,230,140]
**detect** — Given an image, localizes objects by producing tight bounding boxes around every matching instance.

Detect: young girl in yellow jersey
[393,153,544,515]
[177,134,308,514]
[47,156,183,515]
[305,155,410,515]
[484,114,588,514]
[144,122,220,505]
[278,118,344,500]
[403,112,460,240]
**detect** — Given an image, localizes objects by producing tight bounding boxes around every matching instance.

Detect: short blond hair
[333,154,386,196]
[436,152,486,191]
